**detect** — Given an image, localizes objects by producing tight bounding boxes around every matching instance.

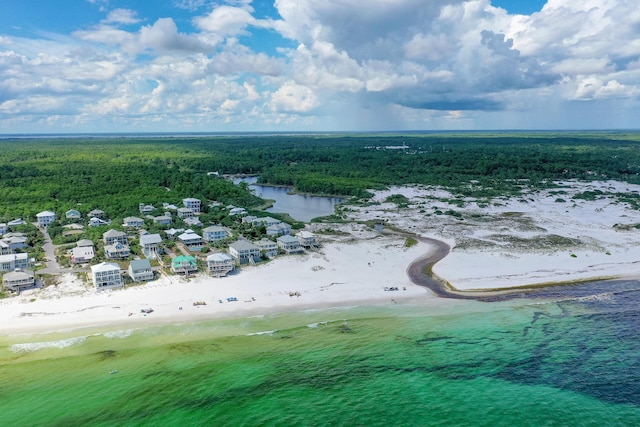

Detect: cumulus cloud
[103,9,140,25]
[2,0,640,131]
[193,5,256,36]
[270,81,319,113]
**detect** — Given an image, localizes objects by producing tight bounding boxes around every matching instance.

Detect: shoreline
[4,179,640,339]
[404,233,630,301]
[0,234,438,338]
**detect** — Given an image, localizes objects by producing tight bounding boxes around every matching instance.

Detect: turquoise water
[2,283,640,426]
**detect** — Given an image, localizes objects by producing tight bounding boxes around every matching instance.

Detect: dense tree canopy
[1,131,640,221]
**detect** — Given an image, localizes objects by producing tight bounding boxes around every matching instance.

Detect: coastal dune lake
[233,176,344,222]
[2,279,640,426]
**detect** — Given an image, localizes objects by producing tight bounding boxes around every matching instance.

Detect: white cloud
[193,5,256,36]
[2,0,640,132]
[103,9,140,25]
[270,81,319,113]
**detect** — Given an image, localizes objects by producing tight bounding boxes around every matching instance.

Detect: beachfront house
[202,225,229,243]
[140,233,163,258]
[255,238,278,258]
[103,229,127,246]
[178,230,203,251]
[65,209,81,220]
[277,235,303,254]
[177,207,194,219]
[206,253,235,277]
[3,269,35,294]
[0,253,30,272]
[266,222,292,237]
[171,255,198,275]
[128,259,154,282]
[91,262,123,290]
[183,198,201,213]
[228,239,261,264]
[36,211,56,227]
[123,216,145,228]
[104,242,131,260]
[296,231,318,248]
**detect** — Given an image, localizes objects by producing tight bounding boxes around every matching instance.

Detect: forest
[1,131,640,223]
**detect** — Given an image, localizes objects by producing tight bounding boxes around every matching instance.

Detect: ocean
[2,280,640,426]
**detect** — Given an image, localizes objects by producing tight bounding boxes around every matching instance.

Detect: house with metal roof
[207,253,235,277]
[277,235,303,254]
[103,229,127,245]
[140,233,163,258]
[128,259,154,282]
[3,269,35,294]
[228,239,260,264]
[171,255,198,274]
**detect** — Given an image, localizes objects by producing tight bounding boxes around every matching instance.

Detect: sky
[0,0,638,133]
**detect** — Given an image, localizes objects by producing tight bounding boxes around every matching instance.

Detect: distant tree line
[1,132,640,220]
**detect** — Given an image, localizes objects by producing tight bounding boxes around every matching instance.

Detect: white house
[128,259,154,282]
[139,203,156,214]
[36,211,56,227]
[71,245,95,264]
[165,228,185,239]
[228,239,260,264]
[255,238,278,258]
[88,217,109,227]
[0,223,7,235]
[152,214,172,226]
[202,225,229,243]
[183,198,201,213]
[296,231,317,248]
[88,209,105,219]
[0,253,30,271]
[266,222,292,237]
[229,207,247,216]
[177,207,194,219]
[277,235,303,254]
[3,269,35,294]
[103,229,127,245]
[183,217,203,227]
[140,233,163,258]
[242,215,258,224]
[0,241,11,255]
[178,230,203,251]
[123,216,145,228]
[252,217,281,227]
[206,253,235,277]
[91,262,123,290]
[104,242,131,260]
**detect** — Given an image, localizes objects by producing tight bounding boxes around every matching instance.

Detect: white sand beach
[0,230,433,336]
[2,179,640,336]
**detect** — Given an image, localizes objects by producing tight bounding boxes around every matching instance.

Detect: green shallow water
[2,295,640,426]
